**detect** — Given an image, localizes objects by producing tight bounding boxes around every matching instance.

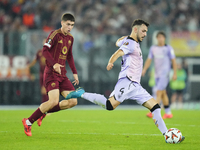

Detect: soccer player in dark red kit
[27,39,48,103]
[27,38,48,126]
[22,13,79,136]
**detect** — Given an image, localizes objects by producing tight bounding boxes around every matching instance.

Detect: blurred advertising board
[170,31,200,57]
[0,55,30,81]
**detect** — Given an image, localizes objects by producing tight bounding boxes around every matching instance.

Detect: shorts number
[120,88,125,95]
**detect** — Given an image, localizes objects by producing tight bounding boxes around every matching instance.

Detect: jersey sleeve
[116,36,127,47]
[148,46,154,59]
[119,40,134,55]
[42,31,57,66]
[167,45,175,59]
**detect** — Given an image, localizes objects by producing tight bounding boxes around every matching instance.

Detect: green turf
[0,109,199,150]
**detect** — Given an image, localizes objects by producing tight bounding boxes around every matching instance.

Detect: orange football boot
[22,118,32,136]
[162,113,173,119]
[37,114,46,127]
[146,112,153,118]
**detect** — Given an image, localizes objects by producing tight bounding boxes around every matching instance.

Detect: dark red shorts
[44,73,75,93]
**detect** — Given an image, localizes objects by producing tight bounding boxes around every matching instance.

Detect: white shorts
[109,77,153,105]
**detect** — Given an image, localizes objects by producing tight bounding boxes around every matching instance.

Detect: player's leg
[146,78,162,118]
[37,79,48,126]
[59,90,78,110]
[155,77,172,118]
[128,82,168,135]
[22,88,60,136]
[65,80,127,110]
[162,90,173,119]
[65,78,130,110]
[156,90,163,104]
[41,85,48,103]
[50,77,78,110]
[170,91,177,109]
[143,98,168,135]
[79,91,120,110]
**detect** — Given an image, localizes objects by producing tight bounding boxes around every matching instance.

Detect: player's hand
[53,63,64,74]
[172,73,177,81]
[72,74,79,86]
[107,63,114,71]
[142,69,146,77]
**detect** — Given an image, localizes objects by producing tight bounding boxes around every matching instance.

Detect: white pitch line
[59,120,200,127]
[41,131,162,136]
[0,130,161,136]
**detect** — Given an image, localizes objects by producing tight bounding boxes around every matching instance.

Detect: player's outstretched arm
[142,58,152,76]
[171,58,177,80]
[107,49,124,71]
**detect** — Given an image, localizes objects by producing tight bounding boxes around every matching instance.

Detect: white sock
[152,108,168,134]
[26,119,32,126]
[82,92,107,109]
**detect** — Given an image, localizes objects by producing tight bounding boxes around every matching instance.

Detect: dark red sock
[28,108,43,124]
[48,103,61,113]
[41,94,48,103]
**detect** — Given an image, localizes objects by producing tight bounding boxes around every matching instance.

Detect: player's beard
[137,34,142,42]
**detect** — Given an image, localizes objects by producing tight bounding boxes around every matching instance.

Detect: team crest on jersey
[51,82,56,87]
[68,40,71,46]
[62,46,68,54]
[123,42,129,46]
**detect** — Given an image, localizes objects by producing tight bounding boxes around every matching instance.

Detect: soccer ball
[165,128,182,144]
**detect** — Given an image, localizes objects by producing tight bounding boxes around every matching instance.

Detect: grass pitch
[0,108,199,150]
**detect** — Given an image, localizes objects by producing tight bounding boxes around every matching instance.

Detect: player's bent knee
[106,100,114,111]
[48,101,59,109]
[69,98,78,107]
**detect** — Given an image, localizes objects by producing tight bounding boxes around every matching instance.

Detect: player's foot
[65,87,85,100]
[163,113,173,119]
[179,136,185,143]
[146,112,153,118]
[22,118,32,136]
[37,113,46,127]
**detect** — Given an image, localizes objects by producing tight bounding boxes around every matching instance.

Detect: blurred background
[0,0,200,109]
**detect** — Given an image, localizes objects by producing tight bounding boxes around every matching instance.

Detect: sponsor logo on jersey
[59,54,67,60]
[62,46,68,54]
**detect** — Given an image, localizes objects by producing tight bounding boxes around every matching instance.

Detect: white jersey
[116,36,143,83]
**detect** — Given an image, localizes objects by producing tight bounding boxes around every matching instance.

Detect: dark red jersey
[36,49,46,74]
[42,28,77,77]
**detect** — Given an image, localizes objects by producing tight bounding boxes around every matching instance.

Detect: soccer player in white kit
[65,20,184,143]
[142,31,177,119]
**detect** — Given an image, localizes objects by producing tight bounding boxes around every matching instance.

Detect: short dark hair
[61,13,75,22]
[132,19,149,28]
[156,31,166,38]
